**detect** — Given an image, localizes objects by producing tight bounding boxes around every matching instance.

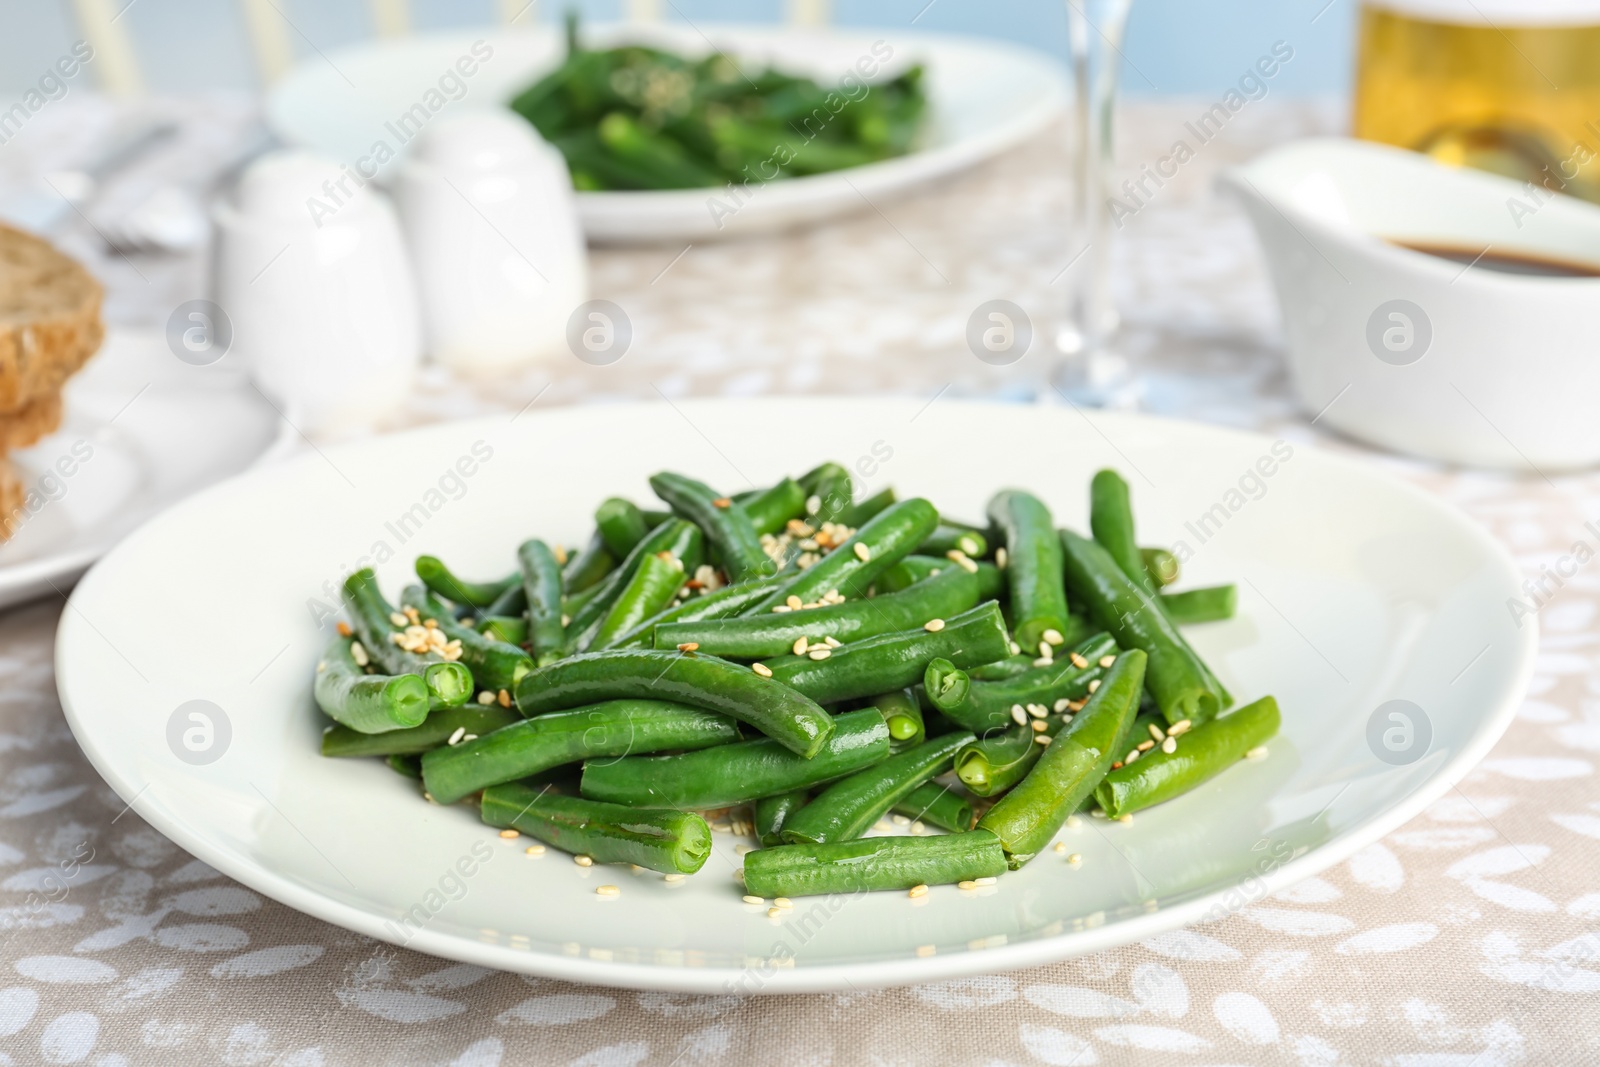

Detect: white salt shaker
[396,110,588,373]
[212,150,422,437]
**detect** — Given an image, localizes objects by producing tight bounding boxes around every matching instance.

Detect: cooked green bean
[743,477,807,536]
[780,731,973,845]
[1161,584,1237,625]
[988,489,1071,655]
[313,635,430,734]
[401,586,534,693]
[1061,530,1229,725]
[482,783,712,874]
[414,556,516,609]
[566,519,703,642]
[586,552,686,651]
[1142,546,1180,588]
[513,539,565,668]
[654,564,980,659]
[1095,695,1280,817]
[320,702,519,758]
[341,569,472,708]
[611,576,785,650]
[870,687,925,751]
[923,632,1118,734]
[486,583,528,619]
[421,699,738,805]
[562,532,617,595]
[745,498,940,614]
[478,615,527,646]
[979,649,1146,867]
[755,790,809,847]
[595,497,651,558]
[579,708,889,808]
[1090,469,1156,596]
[515,648,835,757]
[387,753,422,778]
[650,472,774,583]
[798,461,855,525]
[892,782,975,833]
[838,486,897,527]
[873,554,1003,600]
[920,524,988,560]
[955,726,1045,797]
[760,602,1011,706]
[742,830,1007,898]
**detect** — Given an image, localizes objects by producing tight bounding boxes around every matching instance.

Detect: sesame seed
[1091,808,1107,818]
[1137,739,1154,752]
[1099,655,1116,668]
[1169,718,1192,736]
[336,621,352,637]
[1053,841,1066,853]
[1086,679,1101,693]
[853,542,872,563]
[743,895,764,905]
[477,691,496,705]
[596,884,620,897]
[908,884,929,898]
[1162,736,1178,754]
[1117,813,1133,824]
[575,855,594,866]
[678,642,700,653]
[1069,652,1089,669]
[924,618,946,632]
[954,555,979,574]
[1068,853,1083,867]
[1010,705,1028,725]
[771,605,791,613]
[786,595,803,610]
[1032,657,1053,668]
[316,661,327,672]
[808,648,832,660]
[752,663,773,677]
[788,636,807,656]
[350,642,369,667]
[561,614,571,627]
[712,497,732,508]
[1008,641,1021,656]
[390,612,409,627]
[958,880,977,890]
[734,869,745,883]
[974,876,997,886]
[405,607,421,624]
[554,544,568,564]
[768,907,783,918]
[1067,815,1083,829]
[498,689,511,708]
[1031,720,1048,733]
[892,814,911,826]
[825,636,841,647]
[499,829,519,839]
[805,494,821,515]
[995,547,1008,569]
[735,845,754,856]
[525,844,545,856]
[1034,734,1052,746]
[1042,628,1064,646]
[774,897,793,908]
[423,792,436,803]
[1246,746,1269,760]
[1038,643,1054,660]
[1027,704,1048,718]
[912,821,925,834]
[1110,762,1122,770]
[665,873,684,882]
[448,727,467,745]
[1054,699,1071,713]
[1148,723,1166,742]
[1126,750,1141,764]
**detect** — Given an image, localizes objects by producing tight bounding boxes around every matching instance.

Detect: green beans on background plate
[515,648,835,758]
[580,708,890,809]
[873,554,1003,600]
[650,472,774,584]
[653,563,981,659]
[594,497,651,558]
[518,539,567,664]
[1142,546,1180,587]
[1160,584,1238,626]
[923,631,1117,734]
[566,519,704,646]
[744,497,939,614]
[955,725,1050,797]
[1095,695,1280,818]
[893,782,975,832]
[987,490,1071,655]
[414,555,517,609]
[780,731,973,845]
[338,572,473,711]
[759,602,1011,706]
[321,702,519,758]
[754,790,809,847]
[585,551,687,651]
[610,576,784,650]
[313,635,430,734]
[1090,469,1157,596]
[742,477,808,536]
[742,831,1007,898]
[421,699,739,805]
[979,649,1146,867]
[482,783,712,875]
[401,586,533,693]
[869,687,925,750]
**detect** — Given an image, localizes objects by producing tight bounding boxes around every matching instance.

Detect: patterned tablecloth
[3,94,1599,1067]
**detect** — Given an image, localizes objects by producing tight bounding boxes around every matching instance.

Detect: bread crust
[0,224,104,413]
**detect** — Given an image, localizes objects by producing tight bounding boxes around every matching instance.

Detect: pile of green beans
[313,463,1276,895]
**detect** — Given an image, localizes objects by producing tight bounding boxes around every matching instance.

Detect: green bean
[401,587,534,693]
[920,524,988,560]
[838,486,897,527]
[780,731,973,845]
[955,726,1045,796]
[414,556,517,609]
[760,602,1011,707]
[1061,530,1229,725]
[650,472,774,583]
[1142,546,1180,587]
[611,576,785,650]
[923,632,1118,734]
[386,753,422,778]
[482,784,712,874]
[870,687,925,751]
[979,649,1146,867]
[654,564,980,659]
[562,532,617,595]
[341,569,472,708]
[579,708,889,808]
[1095,696,1280,817]
[486,583,528,619]
[743,477,807,536]
[313,635,430,733]
[745,498,940,615]
[320,703,519,758]
[566,519,703,642]
[597,112,724,188]
[595,497,651,558]
[478,615,526,647]
[423,663,474,710]
[987,490,1071,654]
[892,782,975,833]
[421,699,739,805]
[874,555,1002,599]
[1090,469,1156,596]
[586,552,686,651]
[798,461,854,525]
[755,790,809,847]
[1160,584,1237,626]
[516,649,835,757]
[742,830,1007,898]
[966,653,1034,681]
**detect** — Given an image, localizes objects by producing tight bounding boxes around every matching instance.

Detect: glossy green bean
[401,587,534,693]
[760,602,1012,706]
[923,632,1118,734]
[386,753,422,778]
[487,583,528,619]
[566,519,703,642]
[341,569,472,708]
[320,702,519,758]
[838,486,897,527]
[1095,695,1280,817]
[478,615,526,647]
[892,782,975,832]
[1090,469,1156,596]
[870,687,925,751]
[798,461,854,525]
[515,649,835,757]
[313,635,430,733]
[873,555,1003,600]
[654,564,980,658]
[1061,530,1229,725]
[745,498,940,614]
[421,699,739,805]
[595,497,651,558]
[414,556,517,609]
[1142,546,1180,587]
[979,649,1146,867]
[650,472,774,584]
[514,539,565,666]
[988,490,1071,654]
[482,784,712,874]
[966,653,1035,681]
[562,532,617,595]
[1160,584,1237,626]
[755,790,809,846]
[741,830,1007,897]
[586,552,686,651]
[920,524,988,560]
[611,576,785,649]
[780,731,973,844]
[579,708,889,808]
[743,477,807,535]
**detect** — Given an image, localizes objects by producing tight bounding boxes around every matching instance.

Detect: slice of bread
[0,391,61,452]
[0,223,103,415]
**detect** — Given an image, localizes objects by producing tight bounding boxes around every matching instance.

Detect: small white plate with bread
[0,225,286,609]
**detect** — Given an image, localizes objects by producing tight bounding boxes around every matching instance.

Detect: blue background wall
[0,0,1357,97]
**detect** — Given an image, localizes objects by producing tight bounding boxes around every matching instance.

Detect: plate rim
[56,399,1538,992]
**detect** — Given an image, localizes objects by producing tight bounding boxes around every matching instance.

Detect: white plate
[57,398,1534,993]
[0,329,287,610]
[265,24,1068,243]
